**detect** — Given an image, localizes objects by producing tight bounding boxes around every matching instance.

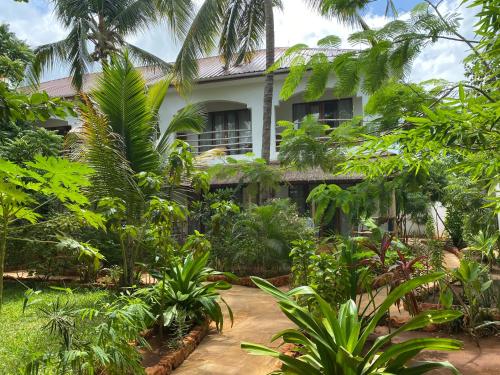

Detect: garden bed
[142,320,210,375]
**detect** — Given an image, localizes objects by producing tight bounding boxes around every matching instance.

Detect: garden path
[174,252,462,375]
[174,285,290,375]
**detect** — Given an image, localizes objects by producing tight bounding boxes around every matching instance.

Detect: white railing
[180,128,252,155]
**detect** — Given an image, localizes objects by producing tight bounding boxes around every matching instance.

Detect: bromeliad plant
[134,251,233,339]
[242,273,463,375]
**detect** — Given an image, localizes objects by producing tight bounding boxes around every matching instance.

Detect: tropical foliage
[0,156,103,308]
[134,251,233,337]
[0,23,33,86]
[1,1,499,373]
[71,52,206,284]
[25,291,152,375]
[28,0,195,89]
[242,273,462,375]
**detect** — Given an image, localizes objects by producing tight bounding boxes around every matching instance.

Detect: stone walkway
[174,285,290,375]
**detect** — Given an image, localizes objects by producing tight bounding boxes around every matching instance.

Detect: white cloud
[409,0,478,82]
[1,0,477,83]
[0,0,69,80]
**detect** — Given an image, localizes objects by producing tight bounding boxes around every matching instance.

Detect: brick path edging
[145,320,210,375]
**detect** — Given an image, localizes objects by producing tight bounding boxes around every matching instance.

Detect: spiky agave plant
[242,272,463,375]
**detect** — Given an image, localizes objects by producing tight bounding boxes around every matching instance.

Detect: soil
[141,333,176,368]
[397,329,500,374]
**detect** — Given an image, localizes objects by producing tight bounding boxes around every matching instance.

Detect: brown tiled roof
[36,48,349,98]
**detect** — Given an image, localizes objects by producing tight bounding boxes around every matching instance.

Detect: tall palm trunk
[261,0,274,163]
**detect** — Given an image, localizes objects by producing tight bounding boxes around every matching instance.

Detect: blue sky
[1,0,476,83]
[364,0,422,14]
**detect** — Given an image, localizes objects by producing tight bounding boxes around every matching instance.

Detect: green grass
[0,281,110,374]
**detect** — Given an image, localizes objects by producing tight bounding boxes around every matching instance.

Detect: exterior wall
[404,203,448,238]
[159,77,267,161]
[158,73,368,162]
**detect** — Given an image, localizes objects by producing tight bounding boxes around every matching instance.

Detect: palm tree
[261,0,274,163]
[28,0,194,90]
[174,0,396,163]
[173,0,282,163]
[73,52,206,284]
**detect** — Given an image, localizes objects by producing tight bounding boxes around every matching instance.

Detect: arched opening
[177,100,252,155]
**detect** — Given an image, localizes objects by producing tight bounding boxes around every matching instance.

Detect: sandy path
[173,285,290,375]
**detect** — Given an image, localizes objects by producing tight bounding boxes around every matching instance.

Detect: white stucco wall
[158,73,368,162]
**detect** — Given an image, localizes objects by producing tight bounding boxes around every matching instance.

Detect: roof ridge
[38,47,345,85]
[35,46,348,96]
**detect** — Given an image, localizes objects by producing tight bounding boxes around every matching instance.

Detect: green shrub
[227,199,314,276]
[0,128,63,163]
[134,252,233,335]
[445,206,465,248]
[24,291,151,375]
[242,273,462,375]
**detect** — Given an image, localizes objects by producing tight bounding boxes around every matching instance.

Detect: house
[37,48,381,235]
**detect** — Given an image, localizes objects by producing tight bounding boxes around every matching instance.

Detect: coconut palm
[28,0,195,90]
[73,52,206,284]
[174,0,397,162]
[173,0,281,163]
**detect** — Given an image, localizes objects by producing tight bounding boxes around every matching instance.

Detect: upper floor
[37,48,368,162]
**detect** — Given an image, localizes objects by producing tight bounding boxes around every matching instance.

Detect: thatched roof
[210,165,363,186]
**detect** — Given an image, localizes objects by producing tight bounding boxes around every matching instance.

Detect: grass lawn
[0,281,110,374]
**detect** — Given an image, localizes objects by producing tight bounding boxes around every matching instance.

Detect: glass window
[238,110,252,153]
[293,103,307,123]
[292,98,353,127]
[198,109,251,155]
[337,99,353,121]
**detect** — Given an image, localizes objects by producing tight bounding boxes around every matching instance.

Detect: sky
[0,0,478,83]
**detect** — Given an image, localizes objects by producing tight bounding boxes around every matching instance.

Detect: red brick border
[144,320,210,375]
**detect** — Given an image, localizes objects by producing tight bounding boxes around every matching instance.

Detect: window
[292,98,353,127]
[199,109,252,155]
[46,125,72,136]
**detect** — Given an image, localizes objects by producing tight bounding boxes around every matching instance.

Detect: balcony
[179,128,253,156]
[276,117,353,149]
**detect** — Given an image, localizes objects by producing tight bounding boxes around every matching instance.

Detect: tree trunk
[261,0,275,163]
[0,221,7,311]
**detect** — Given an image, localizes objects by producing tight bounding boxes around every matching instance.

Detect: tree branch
[425,0,490,71]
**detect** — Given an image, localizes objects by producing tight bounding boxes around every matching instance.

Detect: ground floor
[209,171,372,236]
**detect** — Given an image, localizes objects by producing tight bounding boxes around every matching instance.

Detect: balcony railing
[276,118,353,149]
[179,128,252,155]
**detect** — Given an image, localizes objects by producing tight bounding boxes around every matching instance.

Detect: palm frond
[147,78,172,115]
[124,42,172,74]
[92,51,160,175]
[156,103,207,155]
[110,0,158,35]
[66,21,93,90]
[153,0,195,37]
[70,95,142,206]
[25,39,70,88]
[233,0,266,66]
[173,0,228,91]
